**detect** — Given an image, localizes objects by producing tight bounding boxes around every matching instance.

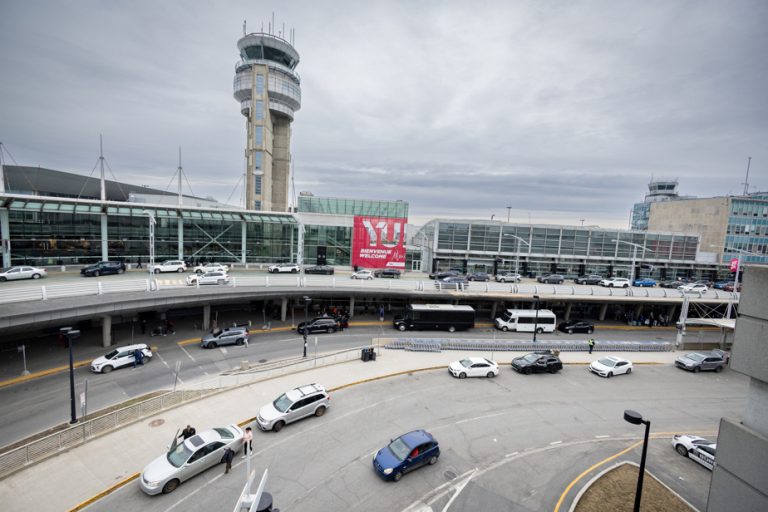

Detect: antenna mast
[742,156,752,195]
[0,141,6,194]
[177,147,183,207]
[99,134,106,201]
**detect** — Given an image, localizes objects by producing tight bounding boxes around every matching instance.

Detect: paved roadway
[0,322,723,449]
[84,361,745,512]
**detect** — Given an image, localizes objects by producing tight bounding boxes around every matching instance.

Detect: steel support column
[100,213,108,261]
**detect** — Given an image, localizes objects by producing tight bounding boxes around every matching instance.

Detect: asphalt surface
[79,360,743,512]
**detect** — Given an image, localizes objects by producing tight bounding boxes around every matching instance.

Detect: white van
[495,309,557,333]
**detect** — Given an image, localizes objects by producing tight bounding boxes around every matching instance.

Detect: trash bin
[361,347,374,362]
[369,350,377,361]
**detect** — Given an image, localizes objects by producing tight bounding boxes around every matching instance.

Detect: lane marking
[455,411,508,425]
[505,451,519,458]
[154,351,170,369]
[441,468,478,512]
[595,434,610,439]
[550,440,563,446]
[220,347,228,355]
[177,344,196,362]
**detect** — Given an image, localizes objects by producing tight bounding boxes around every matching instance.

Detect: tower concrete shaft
[234,31,301,212]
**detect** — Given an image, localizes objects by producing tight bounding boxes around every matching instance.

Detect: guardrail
[0,345,374,480]
[383,338,675,352]
[0,275,739,305]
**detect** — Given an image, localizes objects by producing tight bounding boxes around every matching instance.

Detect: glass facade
[302,225,353,266]
[724,196,768,263]
[298,196,408,219]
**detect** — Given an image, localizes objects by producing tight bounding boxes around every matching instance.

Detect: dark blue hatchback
[372,430,440,482]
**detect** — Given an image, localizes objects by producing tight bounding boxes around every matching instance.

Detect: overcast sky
[1,0,766,227]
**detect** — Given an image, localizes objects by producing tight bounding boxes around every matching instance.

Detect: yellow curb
[68,472,140,511]
[0,360,92,389]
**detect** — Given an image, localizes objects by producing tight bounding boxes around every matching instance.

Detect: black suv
[511,353,563,374]
[297,317,339,334]
[374,269,401,279]
[429,270,461,280]
[574,275,603,285]
[536,274,565,284]
[81,261,126,277]
[304,265,335,275]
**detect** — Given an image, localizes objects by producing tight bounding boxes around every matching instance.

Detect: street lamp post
[302,296,311,358]
[506,206,512,223]
[141,210,156,284]
[624,409,651,512]
[612,239,649,283]
[61,327,81,424]
[504,234,530,279]
[532,295,540,342]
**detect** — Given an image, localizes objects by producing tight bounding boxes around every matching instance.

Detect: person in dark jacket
[221,447,235,474]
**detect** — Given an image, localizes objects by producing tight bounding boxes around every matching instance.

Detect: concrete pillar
[565,303,573,321]
[349,296,355,317]
[241,221,247,264]
[634,304,643,318]
[0,208,10,267]
[667,305,677,323]
[202,304,211,331]
[281,297,288,322]
[178,219,184,260]
[100,213,108,261]
[101,315,112,348]
[490,301,497,320]
[599,303,608,321]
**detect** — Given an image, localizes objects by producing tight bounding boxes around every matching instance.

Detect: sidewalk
[1,347,679,512]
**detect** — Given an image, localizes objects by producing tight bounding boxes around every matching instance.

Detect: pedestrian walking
[222,447,235,474]
[133,349,143,368]
[379,305,385,322]
[587,338,595,354]
[242,427,253,458]
[137,257,143,269]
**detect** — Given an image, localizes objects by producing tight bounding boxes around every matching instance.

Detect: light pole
[532,295,540,342]
[706,245,757,319]
[623,409,651,512]
[506,206,512,223]
[302,296,311,358]
[61,327,81,424]
[141,210,156,282]
[612,239,651,283]
[504,234,529,278]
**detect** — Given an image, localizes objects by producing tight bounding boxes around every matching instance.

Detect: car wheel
[291,269,297,273]
[459,372,466,379]
[329,327,337,333]
[177,268,184,273]
[162,479,180,494]
[210,342,218,349]
[272,421,285,433]
[626,368,632,374]
[32,273,41,279]
[397,324,407,332]
[0,277,5,282]
[367,276,373,280]
[567,328,573,334]
[715,366,723,373]
[217,279,224,285]
[607,372,613,378]
[153,268,160,274]
[693,366,700,373]
[608,283,613,287]
[94,271,100,277]
[315,406,326,417]
[587,328,594,334]
[196,269,203,274]
[623,284,628,288]
[101,365,113,374]
[141,356,149,364]
[675,444,689,457]
[448,326,456,333]
[393,472,402,482]
[428,455,438,465]
[536,327,544,334]
[487,371,495,378]
[501,326,509,332]
[499,278,506,283]
[524,368,532,375]
[117,268,124,274]
[236,339,244,346]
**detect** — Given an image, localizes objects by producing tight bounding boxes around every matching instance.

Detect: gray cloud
[1,0,766,228]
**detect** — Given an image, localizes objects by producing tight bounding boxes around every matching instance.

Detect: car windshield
[273,393,293,413]
[388,437,411,462]
[501,312,514,322]
[105,350,119,359]
[686,353,706,362]
[459,359,472,368]
[522,354,540,363]
[597,358,617,367]
[167,441,193,468]
[213,427,233,439]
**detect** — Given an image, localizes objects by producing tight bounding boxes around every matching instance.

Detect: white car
[150,260,187,274]
[351,269,373,280]
[448,357,499,378]
[672,434,716,470]
[600,277,630,288]
[91,343,152,373]
[256,384,331,432]
[186,271,230,286]
[192,263,229,274]
[268,263,300,273]
[679,283,708,294]
[0,266,47,281]
[588,356,633,378]
[140,425,244,495]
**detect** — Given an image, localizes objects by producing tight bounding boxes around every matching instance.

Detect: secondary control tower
[233,29,301,211]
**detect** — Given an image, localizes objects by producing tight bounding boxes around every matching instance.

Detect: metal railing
[383,338,674,353]
[0,276,739,306]
[0,345,374,480]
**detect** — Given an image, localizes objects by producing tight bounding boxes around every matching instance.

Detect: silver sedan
[139,425,244,495]
[0,266,47,282]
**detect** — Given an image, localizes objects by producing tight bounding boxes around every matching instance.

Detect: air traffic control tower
[233,30,301,212]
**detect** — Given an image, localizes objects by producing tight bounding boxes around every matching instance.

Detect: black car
[557,319,595,334]
[304,265,335,275]
[511,353,563,374]
[467,272,490,282]
[81,261,126,277]
[297,317,339,334]
[536,274,565,284]
[374,268,401,279]
[429,270,461,280]
[574,275,603,285]
[435,275,469,289]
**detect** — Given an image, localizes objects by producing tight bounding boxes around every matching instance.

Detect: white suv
[600,277,630,288]
[193,263,230,274]
[151,260,187,273]
[268,263,300,273]
[256,383,330,432]
[91,343,152,373]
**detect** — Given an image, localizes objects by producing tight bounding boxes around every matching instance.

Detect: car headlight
[143,476,161,487]
[383,468,393,475]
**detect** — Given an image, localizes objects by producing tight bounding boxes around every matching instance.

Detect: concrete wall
[648,198,729,255]
[707,264,768,510]
[272,118,291,212]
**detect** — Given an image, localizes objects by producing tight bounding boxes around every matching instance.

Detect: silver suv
[200,327,249,349]
[256,383,330,432]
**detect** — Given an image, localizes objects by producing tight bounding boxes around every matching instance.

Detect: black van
[393,304,475,333]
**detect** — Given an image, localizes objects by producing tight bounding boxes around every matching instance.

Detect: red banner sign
[352,216,406,269]
[730,258,739,272]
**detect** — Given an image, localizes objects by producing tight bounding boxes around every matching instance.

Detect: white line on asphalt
[153,351,170,368]
[595,434,610,438]
[177,344,196,362]
[220,347,228,355]
[505,451,519,458]
[455,411,507,424]
[550,440,562,445]
[441,468,478,512]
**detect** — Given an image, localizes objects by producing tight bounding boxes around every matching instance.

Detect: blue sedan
[633,278,657,287]
[373,430,440,481]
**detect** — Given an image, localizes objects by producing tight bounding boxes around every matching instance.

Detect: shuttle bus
[393,304,475,333]
[495,309,557,333]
